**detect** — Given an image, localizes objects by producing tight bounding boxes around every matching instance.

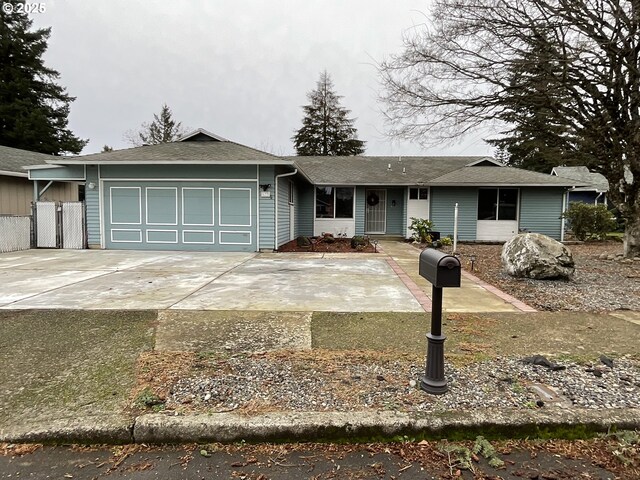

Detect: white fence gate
[35,201,57,248]
[0,216,31,253]
[34,201,85,249]
[61,202,85,249]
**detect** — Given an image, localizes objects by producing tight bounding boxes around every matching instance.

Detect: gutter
[274,169,298,250]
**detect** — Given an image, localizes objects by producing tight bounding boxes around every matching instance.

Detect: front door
[406,187,429,238]
[365,189,386,234]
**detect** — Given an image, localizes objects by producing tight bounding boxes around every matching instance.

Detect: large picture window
[315,187,354,219]
[477,188,518,221]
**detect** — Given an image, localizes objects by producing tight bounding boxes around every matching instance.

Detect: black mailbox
[419,249,461,288]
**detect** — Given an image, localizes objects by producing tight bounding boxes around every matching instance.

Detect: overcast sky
[31,0,494,157]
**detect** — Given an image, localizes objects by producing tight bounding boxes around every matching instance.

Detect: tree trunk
[624,212,640,258]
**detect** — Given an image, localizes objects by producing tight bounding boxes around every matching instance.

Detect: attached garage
[103,180,257,251]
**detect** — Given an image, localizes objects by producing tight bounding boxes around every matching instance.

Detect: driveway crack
[165,254,258,309]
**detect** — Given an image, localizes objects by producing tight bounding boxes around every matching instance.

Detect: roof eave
[0,169,28,178]
[429,182,578,187]
[43,159,295,166]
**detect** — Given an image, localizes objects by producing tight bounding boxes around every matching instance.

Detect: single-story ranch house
[26,129,579,252]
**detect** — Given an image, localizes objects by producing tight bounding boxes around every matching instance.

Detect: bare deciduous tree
[379,0,639,256]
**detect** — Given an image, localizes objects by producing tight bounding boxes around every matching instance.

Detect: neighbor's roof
[292,156,578,187]
[0,144,58,177]
[551,166,609,191]
[38,130,292,166]
[291,156,493,185]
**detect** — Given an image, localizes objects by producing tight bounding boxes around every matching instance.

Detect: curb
[0,415,134,444]
[133,409,640,444]
[6,408,637,445]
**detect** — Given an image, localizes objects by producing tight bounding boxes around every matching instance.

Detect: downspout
[595,192,603,205]
[274,169,298,251]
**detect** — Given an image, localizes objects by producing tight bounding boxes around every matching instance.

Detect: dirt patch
[278,237,376,253]
[451,241,640,312]
[155,310,312,353]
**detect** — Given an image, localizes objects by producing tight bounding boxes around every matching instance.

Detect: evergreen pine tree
[138,104,185,145]
[0,1,87,154]
[125,104,186,146]
[486,37,591,172]
[292,71,365,156]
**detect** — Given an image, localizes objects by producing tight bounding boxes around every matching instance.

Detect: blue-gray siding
[519,187,564,239]
[86,165,100,246]
[430,187,478,240]
[296,183,314,237]
[29,164,85,180]
[100,164,257,179]
[258,165,275,250]
[385,187,405,235]
[276,177,293,247]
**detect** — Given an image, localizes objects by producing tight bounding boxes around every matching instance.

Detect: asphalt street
[0,443,618,479]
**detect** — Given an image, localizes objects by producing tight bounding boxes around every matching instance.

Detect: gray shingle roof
[292,156,577,187]
[0,145,58,175]
[430,166,580,186]
[48,140,291,165]
[552,166,609,191]
[291,156,482,185]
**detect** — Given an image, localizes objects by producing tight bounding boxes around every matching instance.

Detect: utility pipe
[561,190,568,243]
[274,169,298,251]
[453,203,459,252]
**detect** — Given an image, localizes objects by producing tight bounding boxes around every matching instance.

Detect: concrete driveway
[0,249,423,312]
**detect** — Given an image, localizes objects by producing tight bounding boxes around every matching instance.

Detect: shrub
[441,236,453,247]
[562,202,616,241]
[409,217,434,243]
[350,236,367,248]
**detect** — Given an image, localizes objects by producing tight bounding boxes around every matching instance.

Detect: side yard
[453,241,640,312]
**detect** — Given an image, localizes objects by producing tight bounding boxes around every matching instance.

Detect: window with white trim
[478,188,518,220]
[315,187,354,219]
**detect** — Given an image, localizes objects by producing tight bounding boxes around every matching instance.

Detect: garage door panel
[219,231,252,245]
[146,229,178,243]
[104,181,256,251]
[219,188,252,226]
[183,230,215,244]
[146,187,178,225]
[110,187,141,224]
[111,229,142,243]
[183,188,214,226]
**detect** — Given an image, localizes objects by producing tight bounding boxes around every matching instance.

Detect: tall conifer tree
[292,71,365,156]
[0,0,87,154]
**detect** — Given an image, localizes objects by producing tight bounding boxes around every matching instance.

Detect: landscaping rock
[501,233,575,279]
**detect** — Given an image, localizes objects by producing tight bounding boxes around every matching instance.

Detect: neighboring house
[551,166,609,205]
[0,145,79,215]
[25,129,579,252]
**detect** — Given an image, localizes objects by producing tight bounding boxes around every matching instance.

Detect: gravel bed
[453,242,640,312]
[165,354,640,414]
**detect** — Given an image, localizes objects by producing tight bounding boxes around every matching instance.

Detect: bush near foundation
[562,202,616,241]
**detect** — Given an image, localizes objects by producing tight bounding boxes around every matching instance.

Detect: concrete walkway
[378,241,535,313]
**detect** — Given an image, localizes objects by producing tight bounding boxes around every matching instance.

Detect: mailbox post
[418,249,461,394]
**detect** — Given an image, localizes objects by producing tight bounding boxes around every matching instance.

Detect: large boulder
[501,233,574,279]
